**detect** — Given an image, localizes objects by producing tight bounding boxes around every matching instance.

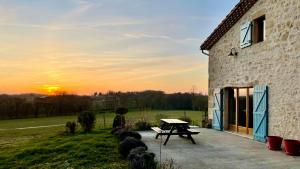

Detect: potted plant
[283,139,300,156]
[267,136,283,150]
[280,110,300,156]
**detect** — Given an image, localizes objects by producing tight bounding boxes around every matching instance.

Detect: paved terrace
[139,128,300,169]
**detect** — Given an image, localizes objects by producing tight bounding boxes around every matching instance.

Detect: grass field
[0,110,204,168]
[0,110,204,129]
[0,128,127,169]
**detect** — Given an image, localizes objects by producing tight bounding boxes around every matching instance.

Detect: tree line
[0,90,207,120]
[0,94,91,120]
[93,90,208,112]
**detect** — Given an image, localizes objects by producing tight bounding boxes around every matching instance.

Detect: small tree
[113,115,126,128]
[116,107,128,115]
[112,107,128,129]
[78,111,96,132]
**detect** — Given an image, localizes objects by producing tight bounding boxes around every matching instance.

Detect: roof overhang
[200,0,258,51]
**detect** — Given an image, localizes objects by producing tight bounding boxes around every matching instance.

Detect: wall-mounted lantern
[228,48,238,56]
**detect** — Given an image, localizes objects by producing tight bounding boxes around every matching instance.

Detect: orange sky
[0,0,238,95]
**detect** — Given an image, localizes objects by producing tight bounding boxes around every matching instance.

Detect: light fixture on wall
[228,48,238,56]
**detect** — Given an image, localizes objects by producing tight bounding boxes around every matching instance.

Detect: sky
[0,0,239,95]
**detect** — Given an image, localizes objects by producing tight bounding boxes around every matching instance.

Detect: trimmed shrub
[128,147,157,169]
[116,107,128,115]
[112,107,128,129]
[113,114,126,128]
[77,111,96,132]
[119,137,147,158]
[134,121,152,131]
[65,121,76,134]
[119,131,142,141]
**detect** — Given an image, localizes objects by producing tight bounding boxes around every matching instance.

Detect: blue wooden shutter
[253,85,268,142]
[240,22,252,48]
[213,89,223,131]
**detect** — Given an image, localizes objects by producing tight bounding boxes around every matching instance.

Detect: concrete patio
[139,128,300,169]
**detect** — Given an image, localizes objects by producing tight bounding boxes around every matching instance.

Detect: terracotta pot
[299,140,300,153]
[283,139,300,156]
[267,136,282,150]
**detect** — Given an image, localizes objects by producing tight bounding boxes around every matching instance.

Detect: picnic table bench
[151,119,200,145]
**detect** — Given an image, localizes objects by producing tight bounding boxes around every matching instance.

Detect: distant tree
[0,90,208,120]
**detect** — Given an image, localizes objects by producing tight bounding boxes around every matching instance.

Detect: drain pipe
[201,49,209,56]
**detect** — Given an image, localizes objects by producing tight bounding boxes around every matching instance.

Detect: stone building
[200,0,299,141]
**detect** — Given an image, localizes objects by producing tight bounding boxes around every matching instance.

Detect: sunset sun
[41,85,62,95]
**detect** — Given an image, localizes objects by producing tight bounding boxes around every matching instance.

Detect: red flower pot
[267,136,283,150]
[299,140,300,153]
[283,139,300,156]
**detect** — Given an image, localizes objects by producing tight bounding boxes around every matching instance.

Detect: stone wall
[208,0,300,140]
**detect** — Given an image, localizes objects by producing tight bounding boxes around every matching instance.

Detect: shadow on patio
[139,128,299,169]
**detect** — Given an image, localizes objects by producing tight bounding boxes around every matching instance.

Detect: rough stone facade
[208,0,300,140]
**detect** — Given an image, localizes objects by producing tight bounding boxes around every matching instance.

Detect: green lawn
[0,110,204,168]
[0,110,204,129]
[0,128,127,169]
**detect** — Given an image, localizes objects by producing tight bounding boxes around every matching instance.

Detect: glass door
[227,87,253,135]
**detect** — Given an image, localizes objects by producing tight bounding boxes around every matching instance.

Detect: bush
[116,107,128,115]
[77,111,96,132]
[134,121,152,131]
[65,121,76,134]
[119,131,142,141]
[128,147,156,169]
[112,108,128,129]
[119,137,147,158]
[124,119,135,130]
[113,114,126,128]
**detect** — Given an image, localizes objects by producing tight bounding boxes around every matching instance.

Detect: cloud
[190,16,220,21]
[185,38,203,42]
[64,0,102,18]
[122,63,207,82]
[123,32,205,47]
[123,33,171,39]
[0,22,60,30]
[0,19,144,31]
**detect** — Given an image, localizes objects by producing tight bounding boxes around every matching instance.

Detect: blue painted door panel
[213,89,223,131]
[253,85,268,142]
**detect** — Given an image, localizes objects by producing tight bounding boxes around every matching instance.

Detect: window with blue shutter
[253,85,268,142]
[240,22,252,48]
[213,89,223,131]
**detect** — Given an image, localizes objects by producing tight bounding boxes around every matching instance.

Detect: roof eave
[200,0,258,51]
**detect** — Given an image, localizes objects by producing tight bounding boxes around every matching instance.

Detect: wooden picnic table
[151,118,199,145]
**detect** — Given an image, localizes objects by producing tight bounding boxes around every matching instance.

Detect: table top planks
[161,119,188,124]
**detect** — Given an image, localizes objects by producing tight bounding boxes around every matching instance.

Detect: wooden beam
[246,88,249,134]
[236,88,239,132]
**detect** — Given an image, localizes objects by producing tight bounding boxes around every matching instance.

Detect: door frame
[224,87,253,135]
